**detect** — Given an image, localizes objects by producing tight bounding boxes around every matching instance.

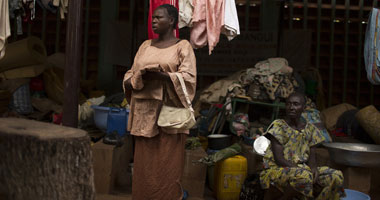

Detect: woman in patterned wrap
[260,92,345,200]
[123,4,196,200]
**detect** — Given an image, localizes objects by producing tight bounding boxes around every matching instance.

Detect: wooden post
[63,0,84,127]
[0,118,95,200]
[97,0,119,92]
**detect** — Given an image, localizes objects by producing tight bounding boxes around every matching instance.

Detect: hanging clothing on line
[190,0,240,54]
[52,0,68,19]
[222,0,240,41]
[9,0,23,35]
[178,0,193,29]
[37,0,58,14]
[0,0,11,60]
[148,0,179,39]
[190,0,225,55]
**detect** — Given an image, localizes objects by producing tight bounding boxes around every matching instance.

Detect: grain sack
[355,105,380,145]
[320,103,356,131]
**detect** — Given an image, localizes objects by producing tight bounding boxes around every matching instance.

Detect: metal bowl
[323,142,380,168]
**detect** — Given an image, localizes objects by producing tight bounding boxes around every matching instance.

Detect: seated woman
[260,92,345,200]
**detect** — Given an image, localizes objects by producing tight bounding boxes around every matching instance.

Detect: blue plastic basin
[91,105,129,135]
[341,189,370,200]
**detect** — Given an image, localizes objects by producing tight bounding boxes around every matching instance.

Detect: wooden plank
[97,0,119,91]
[62,0,84,127]
[282,30,312,71]
[356,0,364,106]
[291,2,372,11]
[328,0,336,107]
[245,0,250,31]
[289,0,294,29]
[303,0,308,29]
[82,0,91,80]
[42,7,47,43]
[55,10,61,52]
[316,0,321,69]
[342,0,350,102]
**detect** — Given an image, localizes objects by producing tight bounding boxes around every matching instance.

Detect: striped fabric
[9,83,33,115]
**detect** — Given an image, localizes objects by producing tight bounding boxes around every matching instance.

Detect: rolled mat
[355,105,380,145]
[0,36,47,73]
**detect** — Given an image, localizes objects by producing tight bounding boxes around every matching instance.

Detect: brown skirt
[132,131,186,200]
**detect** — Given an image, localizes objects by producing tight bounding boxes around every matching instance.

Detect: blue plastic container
[91,105,130,136]
[342,189,370,200]
[107,108,129,136]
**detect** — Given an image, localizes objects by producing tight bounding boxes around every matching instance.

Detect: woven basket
[321,103,356,131]
[356,105,380,145]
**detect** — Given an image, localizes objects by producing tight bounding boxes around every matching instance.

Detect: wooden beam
[82,0,90,80]
[42,7,47,43]
[245,0,250,31]
[63,0,84,127]
[342,0,350,103]
[316,0,321,69]
[356,0,363,106]
[328,0,336,107]
[289,0,293,29]
[291,2,372,11]
[55,10,61,52]
[97,0,119,92]
[303,0,308,29]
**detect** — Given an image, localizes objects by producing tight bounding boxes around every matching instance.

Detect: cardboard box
[181,147,207,198]
[92,136,133,194]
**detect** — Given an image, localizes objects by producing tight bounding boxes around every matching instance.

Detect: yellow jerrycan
[214,155,247,200]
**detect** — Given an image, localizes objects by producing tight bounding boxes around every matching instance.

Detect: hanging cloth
[52,0,68,19]
[0,0,11,60]
[178,0,193,29]
[222,0,240,41]
[364,8,380,85]
[190,0,225,55]
[148,0,179,39]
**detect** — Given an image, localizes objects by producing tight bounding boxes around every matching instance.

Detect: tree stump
[0,118,95,200]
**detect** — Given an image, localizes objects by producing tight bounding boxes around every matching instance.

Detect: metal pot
[207,134,231,150]
[323,142,380,168]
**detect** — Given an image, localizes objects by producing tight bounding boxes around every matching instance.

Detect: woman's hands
[142,71,171,82]
[124,78,132,91]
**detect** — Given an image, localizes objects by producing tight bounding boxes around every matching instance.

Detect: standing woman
[123,4,196,200]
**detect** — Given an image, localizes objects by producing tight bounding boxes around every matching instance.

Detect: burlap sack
[355,105,380,145]
[320,103,356,131]
[43,67,86,105]
[43,67,64,104]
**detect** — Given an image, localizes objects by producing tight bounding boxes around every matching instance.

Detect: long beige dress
[123,39,196,200]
